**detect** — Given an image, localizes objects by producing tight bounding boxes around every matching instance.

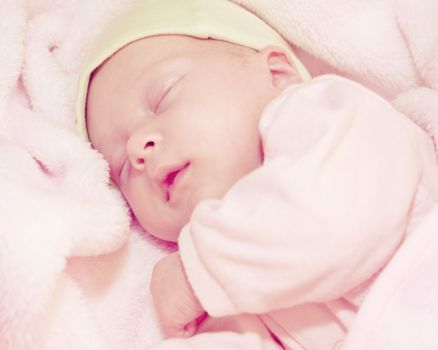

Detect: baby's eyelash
[153,74,185,113]
[154,85,172,112]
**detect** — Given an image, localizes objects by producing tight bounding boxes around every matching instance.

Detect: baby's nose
[126,130,162,172]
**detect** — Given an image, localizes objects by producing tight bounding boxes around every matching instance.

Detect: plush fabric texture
[0,0,437,349]
[0,1,173,349]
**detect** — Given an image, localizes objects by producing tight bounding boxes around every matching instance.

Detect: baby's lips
[156,161,190,202]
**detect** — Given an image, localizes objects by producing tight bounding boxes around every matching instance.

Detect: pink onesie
[150,75,438,349]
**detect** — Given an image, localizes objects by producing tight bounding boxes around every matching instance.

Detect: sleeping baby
[76,0,438,349]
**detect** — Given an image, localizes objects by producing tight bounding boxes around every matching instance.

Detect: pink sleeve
[178,75,435,317]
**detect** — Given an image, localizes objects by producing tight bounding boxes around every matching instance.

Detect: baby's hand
[151,252,206,338]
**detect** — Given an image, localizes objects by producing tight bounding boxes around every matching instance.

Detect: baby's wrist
[175,252,204,312]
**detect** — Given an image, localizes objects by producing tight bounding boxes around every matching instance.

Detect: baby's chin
[138,214,187,243]
[138,184,231,242]
[152,228,181,243]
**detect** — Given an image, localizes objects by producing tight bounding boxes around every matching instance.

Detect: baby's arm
[178,75,436,317]
[151,252,205,338]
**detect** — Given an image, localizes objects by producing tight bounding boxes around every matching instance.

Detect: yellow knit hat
[75,0,310,140]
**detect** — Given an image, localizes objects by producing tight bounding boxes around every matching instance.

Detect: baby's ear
[258,46,301,90]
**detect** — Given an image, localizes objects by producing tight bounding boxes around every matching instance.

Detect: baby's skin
[86,35,300,337]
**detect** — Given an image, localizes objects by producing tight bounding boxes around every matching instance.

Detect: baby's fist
[151,252,206,338]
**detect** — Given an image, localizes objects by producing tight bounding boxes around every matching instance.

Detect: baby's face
[87,35,289,241]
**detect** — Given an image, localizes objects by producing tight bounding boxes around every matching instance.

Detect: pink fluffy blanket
[0,0,437,349]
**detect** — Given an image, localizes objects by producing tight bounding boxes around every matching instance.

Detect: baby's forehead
[99,36,242,72]
[91,36,248,93]
[96,36,184,77]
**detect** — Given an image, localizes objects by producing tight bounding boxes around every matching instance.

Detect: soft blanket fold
[1,0,437,349]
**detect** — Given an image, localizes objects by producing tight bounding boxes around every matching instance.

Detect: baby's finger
[182,313,208,338]
[182,321,197,338]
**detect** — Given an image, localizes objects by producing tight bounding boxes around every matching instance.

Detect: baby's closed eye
[154,74,185,113]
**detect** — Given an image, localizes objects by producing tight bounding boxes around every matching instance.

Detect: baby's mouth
[162,162,190,202]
